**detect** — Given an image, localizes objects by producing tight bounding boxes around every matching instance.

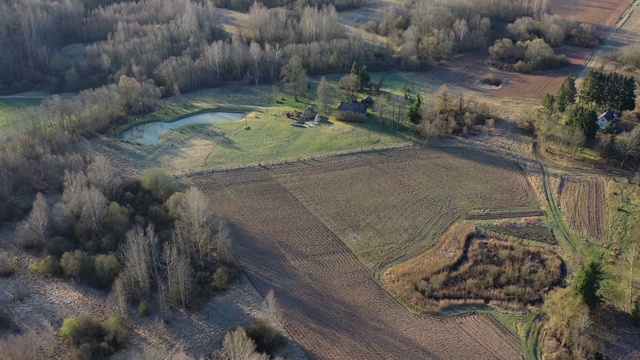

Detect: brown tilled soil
[549,0,633,32]
[413,46,593,100]
[559,177,608,239]
[192,150,524,359]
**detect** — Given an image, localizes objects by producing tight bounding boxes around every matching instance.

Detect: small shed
[338,102,368,114]
[302,106,317,121]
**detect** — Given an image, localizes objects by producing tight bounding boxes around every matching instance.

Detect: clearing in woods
[0,98,42,127]
[192,148,525,359]
[559,177,608,240]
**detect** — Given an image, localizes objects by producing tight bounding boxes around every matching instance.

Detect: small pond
[120,112,245,145]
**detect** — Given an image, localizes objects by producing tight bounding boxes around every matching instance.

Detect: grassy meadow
[118,72,414,172]
[0,98,41,128]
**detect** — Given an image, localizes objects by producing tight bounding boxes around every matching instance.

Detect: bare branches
[120,225,158,299]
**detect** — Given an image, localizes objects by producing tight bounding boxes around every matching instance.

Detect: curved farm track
[192,155,523,359]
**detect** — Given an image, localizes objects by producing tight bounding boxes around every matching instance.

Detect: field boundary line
[179,142,415,179]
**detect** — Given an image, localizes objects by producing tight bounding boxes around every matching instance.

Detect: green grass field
[119,73,414,171]
[0,98,41,127]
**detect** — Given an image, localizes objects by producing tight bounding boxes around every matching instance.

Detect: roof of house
[338,102,367,114]
[598,110,620,122]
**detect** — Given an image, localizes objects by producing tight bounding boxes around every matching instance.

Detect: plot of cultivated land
[549,0,633,32]
[192,165,523,360]
[412,47,593,100]
[586,1,640,74]
[269,147,538,272]
[560,177,608,239]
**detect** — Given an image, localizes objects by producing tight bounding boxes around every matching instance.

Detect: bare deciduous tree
[87,155,119,198]
[215,328,269,360]
[107,276,129,318]
[263,289,283,328]
[62,170,88,217]
[249,41,262,86]
[120,225,158,299]
[28,192,49,244]
[163,242,193,309]
[624,244,638,309]
[316,76,331,113]
[280,55,308,102]
[82,186,108,236]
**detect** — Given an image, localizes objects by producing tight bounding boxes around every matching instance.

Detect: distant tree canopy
[579,70,637,112]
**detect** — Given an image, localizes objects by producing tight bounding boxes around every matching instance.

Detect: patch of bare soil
[412,47,593,100]
[192,167,523,359]
[559,176,608,239]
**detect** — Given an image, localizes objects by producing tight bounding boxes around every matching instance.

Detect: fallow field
[269,146,539,273]
[190,145,541,359]
[559,176,609,240]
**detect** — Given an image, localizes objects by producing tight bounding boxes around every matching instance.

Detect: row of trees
[0,0,393,95]
[580,70,637,112]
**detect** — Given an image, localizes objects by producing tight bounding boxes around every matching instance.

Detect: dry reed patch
[559,177,608,239]
[384,222,563,313]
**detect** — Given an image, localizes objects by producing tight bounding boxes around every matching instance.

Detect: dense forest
[0,0,575,95]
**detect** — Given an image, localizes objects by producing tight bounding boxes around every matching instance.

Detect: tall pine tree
[568,104,598,140]
[556,76,576,112]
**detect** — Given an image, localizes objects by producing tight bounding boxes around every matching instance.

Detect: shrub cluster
[488,38,569,73]
[242,320,286,356]
[60,315,129,360]
[384,222,564,313]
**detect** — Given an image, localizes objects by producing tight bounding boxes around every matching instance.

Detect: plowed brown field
[550,0,633,31]
[192,147,534,359]
[560,177,608,239]
[270,147,537,272]
[413,47,592,100]
[412,0,633,99]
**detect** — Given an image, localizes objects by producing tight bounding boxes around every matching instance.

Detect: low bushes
[242,320,285,356]
[488,38,569,73]
[60,315,129,360]
[0,252,16,277]
[479,74,502,87]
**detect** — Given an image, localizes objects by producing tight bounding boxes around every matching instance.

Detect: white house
[596,110,620,130]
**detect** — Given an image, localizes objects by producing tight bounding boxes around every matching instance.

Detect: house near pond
[597,110,620,130]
